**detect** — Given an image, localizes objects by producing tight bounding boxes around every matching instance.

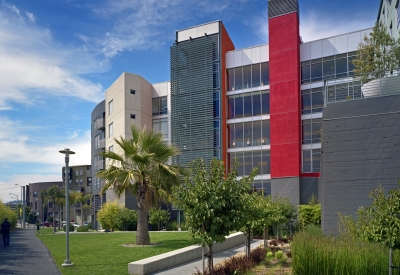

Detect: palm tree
[40,189,48,224]
[45,185,64,232]
[77,193,92,225]
[97,125,181,245]
[69,191,81,223]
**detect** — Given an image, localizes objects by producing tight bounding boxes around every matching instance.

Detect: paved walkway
[0,228,61,275]
[150,239,263,275]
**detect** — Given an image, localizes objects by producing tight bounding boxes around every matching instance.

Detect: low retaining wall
[128,232,247,275]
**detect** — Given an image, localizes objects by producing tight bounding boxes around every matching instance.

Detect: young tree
[149,207,170,230]
[97,125,181,245]
[353,23,400,82]
[239,193,264,258]
[173,158,257,275]
[77,193,92,225]
[271,196,296,239]
[258,196,277,248]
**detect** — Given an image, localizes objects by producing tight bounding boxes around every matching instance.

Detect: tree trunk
[264,227,268,248]
[207,244,214,275]
[246,232,251,259]
[136,183,150,245]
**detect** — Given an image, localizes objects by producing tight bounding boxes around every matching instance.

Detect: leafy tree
[353,23,400,82]
[239,193,263,258]
[149,207,170,230]
[97,125,181,245]
[257,196,277,247]
[271,196,296,239]
[45,185,64,232]
[173,158,257,275]
[117,208,137,231]
[0,199,18,228]
[77,193,92,225]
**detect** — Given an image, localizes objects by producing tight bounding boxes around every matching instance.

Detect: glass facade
[228,150,270,176]
[251,180,271,196]
[152,117,168,138]
[302,149,321,172]
[228,120,270,148]
[301,88,324,114]
[227,62,270,91]
[228,90,270,119]
[302,118,322,144]
[301,52,357,84]
[152,96,167,116]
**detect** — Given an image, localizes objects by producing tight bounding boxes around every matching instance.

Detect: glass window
[301,64,311,84]
[261,62,270,86]
[80,170,83,176]
[302,120,312,144]
[251,63,261,87]
[323,59,335,79]
[252,91,261,116]
[310,62,322,82]
[228,124,235,148]
[234,94,243,118]
[33,191,38,197]
[161,118,168,138]
[301,91,312,114]
[312,149,321,172]
[152,97,160,116]
[311,118,322,143]
[302,150,312,172]
[160,97,167,115]
[243,93,252,117]
[236,152,244,176]
[261,151,270,174]
[253,151,262,175]
[348,55,356,76]
[244,151,253,175]
[261,91,270,115]
[253,121,262,145]
[234,67,243,90]
[227,68,234,91]
[302,149,320,172]
[336,58,347,78]
[262,120,270,145]
[108,100,113,115]
[243,65,251,89]
[76,170,79,176]
[109,145,113,152]
[130,114,136,119]
[108,123,113,138]
[228,95,235,119]
[311,89,323,113]
[243,122,252,146]
[234,123,244,148]
[130,89,136,94]
[213,63,220,89]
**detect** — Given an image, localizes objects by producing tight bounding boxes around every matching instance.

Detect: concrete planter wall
[362,73,400,97]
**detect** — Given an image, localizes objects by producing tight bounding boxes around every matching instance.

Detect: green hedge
[63,224,75,232]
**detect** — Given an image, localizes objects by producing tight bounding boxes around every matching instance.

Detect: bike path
[0,228,61,275]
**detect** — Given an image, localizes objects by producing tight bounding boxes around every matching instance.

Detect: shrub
[63,224,74,232]
[275,251,284,260]
[97,201,137,231]
[86,222,92,229]
[0,200,17,228]
[77,226,89,232]
[149,207,170,230]
[250,247,266,264]
[267,251,274,259]
[166,220,178,231]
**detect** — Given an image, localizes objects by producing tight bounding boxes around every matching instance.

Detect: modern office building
[91,0,400,233]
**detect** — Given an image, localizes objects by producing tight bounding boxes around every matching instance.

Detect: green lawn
[37,229,200,275]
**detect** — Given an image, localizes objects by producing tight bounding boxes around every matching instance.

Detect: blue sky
[0,0,379,202]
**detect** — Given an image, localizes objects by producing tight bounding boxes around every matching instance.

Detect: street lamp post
[59,148,75,267]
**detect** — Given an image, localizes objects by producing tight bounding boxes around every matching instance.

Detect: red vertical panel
[268,12,301,178]
[220,22,235,174]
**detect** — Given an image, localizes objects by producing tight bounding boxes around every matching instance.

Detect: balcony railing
[94,118,105,130]
[324,69,400,105]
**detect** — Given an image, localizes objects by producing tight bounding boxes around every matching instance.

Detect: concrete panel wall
[271,177,300,205]
[321,94,400,234]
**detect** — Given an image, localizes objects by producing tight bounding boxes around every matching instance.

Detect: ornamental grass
[292,230,400,275]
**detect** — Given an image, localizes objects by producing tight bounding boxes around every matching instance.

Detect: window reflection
[226,62,270,91]
[228,90,270,119]
[302,149,320,172]
[228,152,270,176]
[228,119,270,148]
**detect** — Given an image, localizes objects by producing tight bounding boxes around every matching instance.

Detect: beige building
[104,72,170,208]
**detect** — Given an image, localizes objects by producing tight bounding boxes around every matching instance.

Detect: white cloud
[0,117,91,166]
[25,11,35,23]
[0,3,105,109]
[299,11,375,42]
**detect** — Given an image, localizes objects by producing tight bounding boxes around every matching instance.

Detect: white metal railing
[324,69,400,105]
[94,118,105,130]
[97,139,105,149]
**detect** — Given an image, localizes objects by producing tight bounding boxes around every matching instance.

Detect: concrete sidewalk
[0,228,61,275]
[149,239,263,275]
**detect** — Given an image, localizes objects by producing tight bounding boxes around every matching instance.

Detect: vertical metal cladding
[170,34,219,166]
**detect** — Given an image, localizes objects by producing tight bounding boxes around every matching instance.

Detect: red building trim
[268,12,301,178]
[301,173,320,178]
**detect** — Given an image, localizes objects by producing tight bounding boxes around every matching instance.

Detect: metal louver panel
[268,0,298,19]
[170,34,218,166]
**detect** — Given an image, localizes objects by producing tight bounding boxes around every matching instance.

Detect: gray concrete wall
[271,177,300,206]
[321,94,400,234]
[299,177,318,204]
